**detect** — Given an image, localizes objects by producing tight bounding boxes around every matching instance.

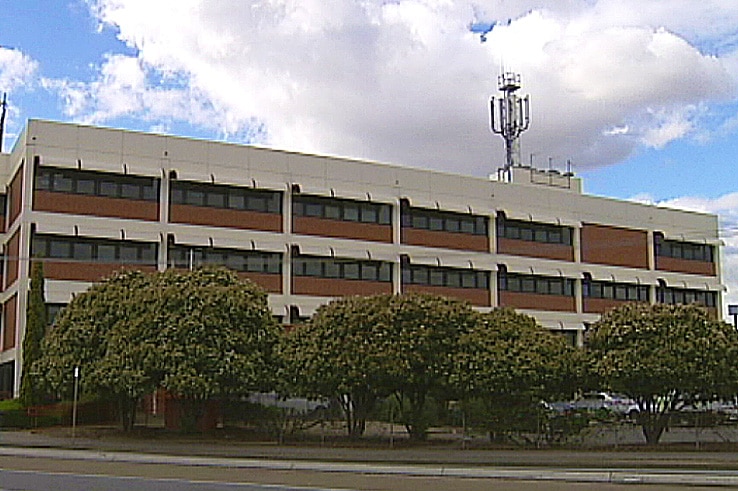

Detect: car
[570,392,640,418]
[543,400,574,415]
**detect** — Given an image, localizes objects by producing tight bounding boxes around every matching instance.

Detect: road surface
[1,454,735,490]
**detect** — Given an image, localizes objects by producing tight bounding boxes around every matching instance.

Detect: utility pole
[490,73,530,182]
[0,93,7,153]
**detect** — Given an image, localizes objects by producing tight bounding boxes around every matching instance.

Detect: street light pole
[72,366,80,439]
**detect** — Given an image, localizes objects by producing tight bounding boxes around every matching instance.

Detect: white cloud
[55,0,738,174]
[0,47,38,92]
[640,106,698,148]
[0,47,40,150]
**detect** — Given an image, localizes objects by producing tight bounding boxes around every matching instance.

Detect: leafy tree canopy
[586,302,738,444]
[453,308,582,401]
[279,293,477,439]
[35,267,279,430]
[20,260,48,407]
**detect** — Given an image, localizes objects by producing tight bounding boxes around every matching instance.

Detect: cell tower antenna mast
[0,93,6,153]
[489,72,530,181]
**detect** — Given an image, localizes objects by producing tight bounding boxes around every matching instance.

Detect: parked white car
[570,392,640,418]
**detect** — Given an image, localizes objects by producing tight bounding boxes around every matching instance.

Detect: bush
[0,398,116,429]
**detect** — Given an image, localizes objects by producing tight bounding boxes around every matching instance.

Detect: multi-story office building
[0,120,723,397]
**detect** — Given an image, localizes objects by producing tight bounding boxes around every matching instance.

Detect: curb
[2,446,738,486]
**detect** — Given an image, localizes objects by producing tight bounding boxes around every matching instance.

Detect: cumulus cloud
[47,0,738,174]
[0,47,40,148]
[0,47,38,92]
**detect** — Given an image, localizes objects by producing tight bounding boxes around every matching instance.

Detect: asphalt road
[1,454,737,491]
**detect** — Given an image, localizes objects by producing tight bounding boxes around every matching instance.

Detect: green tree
[278,294,395,437]
[586,302,738,445]
[19,260,48,407]
[278,293,477,440]
[35,267,279,431]
[382,294,477,440]
[451,308,582,440]
[155,267,280,431]
[35,270,159,430]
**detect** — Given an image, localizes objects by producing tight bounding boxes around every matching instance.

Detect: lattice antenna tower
[489,72,530,181]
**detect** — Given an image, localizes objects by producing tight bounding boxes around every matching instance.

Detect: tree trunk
[640,411,669,445]
[118,397,138,432]
[180,398,206,433]
[402,390,428,441]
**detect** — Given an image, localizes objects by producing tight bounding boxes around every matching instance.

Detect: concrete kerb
[3,446,738,487]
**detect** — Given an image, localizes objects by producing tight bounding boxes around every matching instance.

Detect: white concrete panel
[364,188,400,204]
[405,252,443,267]
[76,225,129,241]
[123,158,165,178]
[288,153,326,179]
[46,280,90,303]
[330,244,374,260]
[585,267,654,285]
[208,231,285,253]
[402,195,436,210]
[165,135,208,164]
[78,152,123,173]
[249,147,289,175]
[38,154,78,169]
[29,120,78,149]
[328,185,371,202]
[122,227,162,243]
[395,167,431,192]
[250,171,290,191]
[429,173,467,199]
[171,165,210,183]
[362,246,398,263]
[206,141,249,170]
[33,220,76,236]
[78,126,123,154]
[438,255,483,270]
[293,242,331,257]
[207,165,254,188]
[122,131,166,158]
[168,228,212,247]
[358,161,397,189]
[292,177,326,195]
[432,199,474,214]
[324,157,364,183]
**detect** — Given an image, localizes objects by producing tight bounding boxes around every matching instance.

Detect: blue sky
[3,0,738,309]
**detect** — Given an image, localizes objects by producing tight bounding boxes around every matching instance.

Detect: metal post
[72,366,80,439]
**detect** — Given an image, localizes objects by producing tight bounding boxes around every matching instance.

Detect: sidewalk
[4,429,738,487]
[4,427,738,470]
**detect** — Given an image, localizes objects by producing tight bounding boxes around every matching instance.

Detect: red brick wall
[5,230,20,289]
[656,256,715,276]
[497,237,574,261]
[236,272,282,293]
[499,291,576,312]
[583,298,647,314]
[1,295,17,351]
[42,261,157,282]
[293,216,392,243]
[292,277,392,297]
[170,204,282,232]
[402,284,490,307]
[581,224,648,269]
[34,191,159,221]
[7,165,23,227]
[401,228,489,252]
